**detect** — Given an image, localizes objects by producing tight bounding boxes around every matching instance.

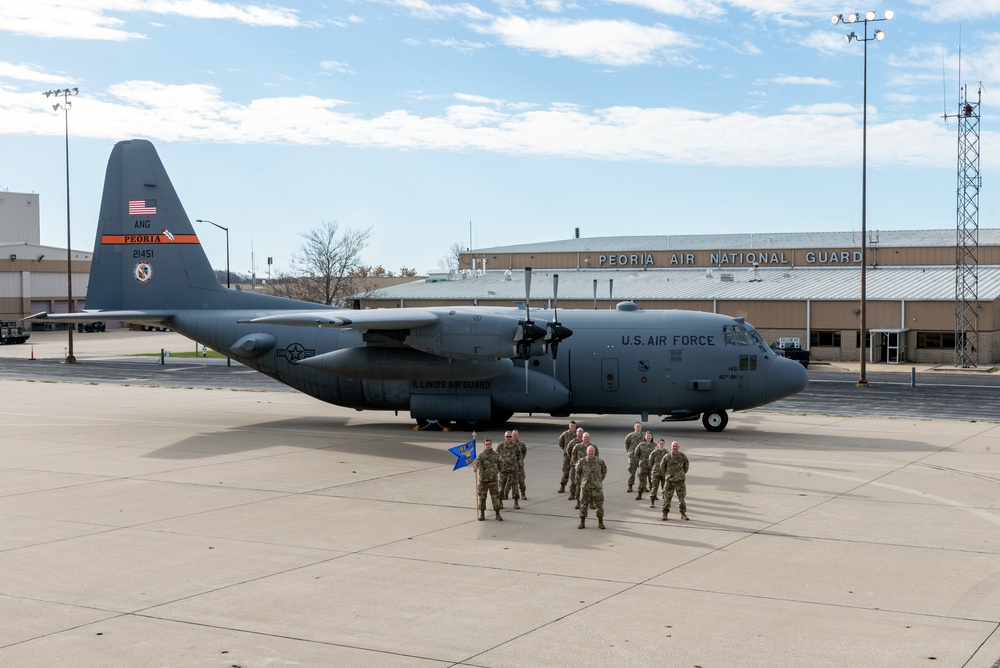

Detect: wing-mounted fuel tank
[297,346,514,381]
[402,310,520,361]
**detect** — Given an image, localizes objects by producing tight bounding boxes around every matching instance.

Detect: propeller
[544,273,573,383]
[513,267,545,393]
[609,278,614,310]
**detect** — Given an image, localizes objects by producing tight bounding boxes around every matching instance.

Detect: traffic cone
[30,346,35,361]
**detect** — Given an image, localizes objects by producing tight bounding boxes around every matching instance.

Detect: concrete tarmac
[1,331,999,667]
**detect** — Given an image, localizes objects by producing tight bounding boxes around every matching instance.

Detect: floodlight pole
[44,87,79,364]
[196,219,230,289]
[195,219,231,366]
[832,9,893,388]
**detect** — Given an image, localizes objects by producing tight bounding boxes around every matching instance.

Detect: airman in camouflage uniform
[473,438,503,521]
[569,432,599,509]
[633,431,655,500]
[647,439,668,508]
[557,420,576,493]
[660,440,690,521]
[575,445,607,529]
[565,427,584,501]
[497,432,521,510]
[512,428,527,500]
[624,422,644,493]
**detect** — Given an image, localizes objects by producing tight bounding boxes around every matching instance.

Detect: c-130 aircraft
[38,140,807,431]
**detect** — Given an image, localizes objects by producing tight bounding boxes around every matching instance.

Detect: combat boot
[649,497,655,508]
[513,499,520,510]
[558,484,565,493]
[495,511,503,521]
[681,512,689,521]
[635,491,643,500]
[499,499,504,509]
[661,510,669,521]
[627,484,633,493]
[598,518,605,530]
[478,509,485,521]
[521,491,527,500]
[578,518,585,529]
[574,500,581,510]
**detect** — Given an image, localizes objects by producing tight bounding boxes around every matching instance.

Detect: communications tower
[953,84,981,368]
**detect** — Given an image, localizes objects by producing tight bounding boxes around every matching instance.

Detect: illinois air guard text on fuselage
[35,140,808,431]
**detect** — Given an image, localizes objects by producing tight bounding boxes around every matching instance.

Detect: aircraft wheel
[701,410,728,432]
[414,418,452,431]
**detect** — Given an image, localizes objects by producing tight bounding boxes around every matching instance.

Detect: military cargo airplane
[35,140,807,431]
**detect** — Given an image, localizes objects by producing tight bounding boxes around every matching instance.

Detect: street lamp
[195,219,230,289]
[43,87,79,364]
[831,9,893,388]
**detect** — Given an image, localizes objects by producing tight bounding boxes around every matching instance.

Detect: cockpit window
[722,324,753,346]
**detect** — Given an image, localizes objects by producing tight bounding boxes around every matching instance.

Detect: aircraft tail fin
[85,140,225,311]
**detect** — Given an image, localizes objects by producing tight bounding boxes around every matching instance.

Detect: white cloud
[319,60,354,74]
[377,0,490,21]
[0,0,303,40]
[479,16,691,65]
[608,0,726,20]
[0,80,964,169]
[908,0,1000,20]
[0,61,67,84]
[771,76,836,86]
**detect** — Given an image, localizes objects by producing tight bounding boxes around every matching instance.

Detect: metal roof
[470,228,1000,254]
[372,266,1000,303]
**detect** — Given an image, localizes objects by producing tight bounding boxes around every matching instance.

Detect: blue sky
[1,1,998,277]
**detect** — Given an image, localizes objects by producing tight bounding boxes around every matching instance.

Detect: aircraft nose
[765,356,809,403]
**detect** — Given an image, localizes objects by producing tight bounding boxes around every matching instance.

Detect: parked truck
[0,320,30,345]
[770,337,810,368]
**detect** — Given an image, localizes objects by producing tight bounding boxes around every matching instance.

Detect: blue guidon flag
[449,439,476,471]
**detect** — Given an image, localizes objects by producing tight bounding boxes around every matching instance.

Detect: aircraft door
[601,358,619,392]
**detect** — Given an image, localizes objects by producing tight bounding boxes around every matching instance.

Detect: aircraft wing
[26,310,174,324]
[241,309,441,330]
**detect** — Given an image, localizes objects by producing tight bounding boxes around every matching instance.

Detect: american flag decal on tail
[128,199,157,216]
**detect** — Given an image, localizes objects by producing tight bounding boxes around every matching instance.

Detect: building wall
[0,193,41,245]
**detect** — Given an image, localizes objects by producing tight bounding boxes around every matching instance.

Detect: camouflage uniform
[474,447,502,518]
[565,437,582,499]
[515,437,527,499]
[633,436,654,497]
[648,445,667,505]
[624,429,644,490]
[568,439,599,502]
[497,438,521,504]
[576,454,607,527]
[660,449,690,519]
[557,427,575,489]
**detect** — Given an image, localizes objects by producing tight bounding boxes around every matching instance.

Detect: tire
[702,410,728,432]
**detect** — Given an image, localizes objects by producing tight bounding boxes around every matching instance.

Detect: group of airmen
[472,419,690,529]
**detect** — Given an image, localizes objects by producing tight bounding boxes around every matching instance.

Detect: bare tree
[437,241,465,272]
[264,221,373,306]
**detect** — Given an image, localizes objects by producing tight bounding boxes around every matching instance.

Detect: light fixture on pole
[831,9,893,388]
[43,87,79,364]
[195,219,231,366]
[195,219,230,289]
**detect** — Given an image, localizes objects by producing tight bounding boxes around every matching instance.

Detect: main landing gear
[701,410,728,432]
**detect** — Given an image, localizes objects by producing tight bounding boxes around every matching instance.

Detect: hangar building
[0,192,93,324]
[362,230,1000,367]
